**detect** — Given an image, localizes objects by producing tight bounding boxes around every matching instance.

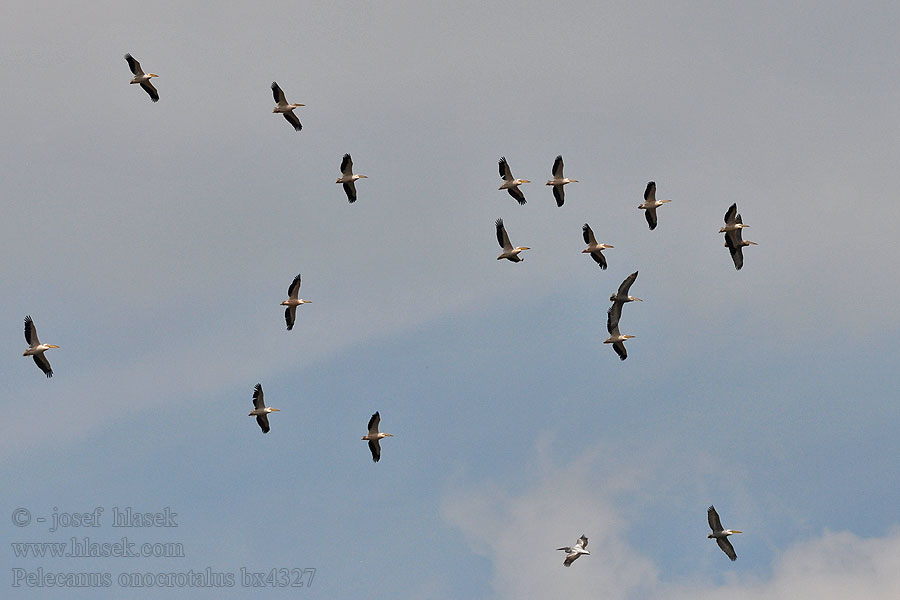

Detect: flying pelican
[281,273,311,331]
[271,82,304,131]
[707,505,742,561]
[124,54,159,102]
[557,535,590,567]
[498,157,529,205]
[23,315,58,378]
[336,153,367,203]
[638,181,671,230]
[723,210,756,270]
[495,218,529,262]
[361,411,393,462]
[604,320,634,361]
[607,271,641,332]
[582,223,613,269]
[546,155,578,207]
[720,203,751,234]
[248,384,279,434]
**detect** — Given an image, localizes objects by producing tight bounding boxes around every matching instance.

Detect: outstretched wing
[140,81,159,102]
[252,383,265,411]
[271,81,286,104]
[724,202,737,225]
[368,439,381,462]
[287,273,302,299]
[716,537,737,561]
[582,223,597,246]
[645,206,657,230]
[285,306,297,330]
[24,315,39,346]
[283,111,302,131]
[644,181,656,202]
[124,53,143,76]
[507,185,526,205]
[33,353,53,378]
[343,181,357,203]
[618,271,638,296]
[341,153,353,176]
[256,414,270,434]
[592,251,608,269]
[552,185,564,207]
[367,411,381,435]
[707,505,724,532]
[552,155,564,179]
[499,156,512,180]
[495,218,511,250]
[612,341,627,361]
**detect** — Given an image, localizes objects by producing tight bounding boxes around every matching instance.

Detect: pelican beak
[624,335,636,339]
[581,248,589,253]
[150,73,159,78]
[385,433,394,437]
[359,175,368,178]
[270,408,280,412]
[634,297,643,302]
[747,241,758,245]
[571,179,579,183]
[48,345,60,348]
[522,180,531,183]
[732,530,742,534]
[521,247,531,250]
[603,244,614,249]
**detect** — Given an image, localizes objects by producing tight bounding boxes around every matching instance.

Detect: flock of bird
[19,52,759,569]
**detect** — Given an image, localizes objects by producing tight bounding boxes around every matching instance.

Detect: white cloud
[442,443,900,600]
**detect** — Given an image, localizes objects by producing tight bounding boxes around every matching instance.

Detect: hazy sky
[2,1,899,598]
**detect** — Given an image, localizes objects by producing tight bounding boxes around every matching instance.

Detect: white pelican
[281,273,311,331]
[557,535,590,567]
[124,54,159,102]
[361,411,392,462]
[720,203,751,234]
[495,218,529,262]
[639,181,671,230]
[498,157,529,205]
[248,384,279,434]
[707,505,742,561]
[336,153,367,203]
[607,271,641,332]
[23,315,58,378]
[582,223,613,270]
[271,82,304,131]
[723,210,756,270]
[546,155,578,207]
[604,321,634,361]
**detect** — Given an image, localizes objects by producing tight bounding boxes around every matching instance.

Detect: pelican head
[631,297,643,302]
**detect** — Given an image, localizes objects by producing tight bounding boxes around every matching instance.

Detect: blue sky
[3,1,900,598]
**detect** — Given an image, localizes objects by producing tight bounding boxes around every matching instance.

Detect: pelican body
[581,223,613,269]
[495,218,529,262]
[281,273,311,331]
[23,315,58,378]
[271,82,305,131]
[707,505,742,561]
[557,535,590,567]
[124,54,159,102]
[336,153,367,203]
[248,384,280,434]
[639,181,671,230]
[546,155,578,207]
[361,411,393,462]
[498,157,529,205]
